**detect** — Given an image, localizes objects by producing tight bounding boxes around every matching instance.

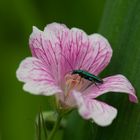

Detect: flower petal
[29,24,70,84]
[64,28,89,70]
[44,22,68,35]
[29,26,59,78]
[44,23,71,80]
[73,91,117,126]
[23,81,61,96]
[85,75,138,103]
[58,28,112,75]
[87,34,112,75]
[16,57,62,95]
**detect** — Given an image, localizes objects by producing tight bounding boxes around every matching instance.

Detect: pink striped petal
[44,22,68,34]
[16,57,62,95]
[87,34,112,75]
[29,26,60,82]
[85,75,138,103]
[59,28,112,75]
[73,91,117,126]
[62,28,89,71]
[44,23,71,81]
[29,24,70,84]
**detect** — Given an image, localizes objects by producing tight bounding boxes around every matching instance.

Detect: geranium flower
[16,23,138,126]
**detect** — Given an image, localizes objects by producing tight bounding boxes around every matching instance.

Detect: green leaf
[90,0,140,140]
[42,111,66,131]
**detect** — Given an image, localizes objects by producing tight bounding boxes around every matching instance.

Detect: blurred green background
[0,0,105,140]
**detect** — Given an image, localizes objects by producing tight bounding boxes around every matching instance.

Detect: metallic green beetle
[72,70,103,84]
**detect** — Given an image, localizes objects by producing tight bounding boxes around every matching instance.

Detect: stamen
[64,74,84,97]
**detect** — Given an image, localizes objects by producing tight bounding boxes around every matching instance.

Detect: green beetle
[72,70,103,84]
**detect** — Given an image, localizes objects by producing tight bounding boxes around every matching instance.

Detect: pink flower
[16,23,138,126]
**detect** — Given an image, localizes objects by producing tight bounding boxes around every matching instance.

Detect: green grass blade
[37,113,42,140]
[40,111,48,139]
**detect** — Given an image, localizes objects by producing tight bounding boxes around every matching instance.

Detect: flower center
[64,74,84,97]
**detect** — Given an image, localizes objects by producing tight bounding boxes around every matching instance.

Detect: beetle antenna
[59,52,74,72]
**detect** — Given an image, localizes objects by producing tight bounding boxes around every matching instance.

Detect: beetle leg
[92,80,100,89]
[83,81,94,90]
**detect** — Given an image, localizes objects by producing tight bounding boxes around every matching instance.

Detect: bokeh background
[0,0,140,140]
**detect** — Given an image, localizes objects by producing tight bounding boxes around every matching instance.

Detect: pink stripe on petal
[73,91,117,126]
[85,75,138,103]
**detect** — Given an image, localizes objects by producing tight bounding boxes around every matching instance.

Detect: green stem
[47,113,62,140]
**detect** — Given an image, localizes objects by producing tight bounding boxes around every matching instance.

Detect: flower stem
[47,113,62,140]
